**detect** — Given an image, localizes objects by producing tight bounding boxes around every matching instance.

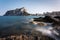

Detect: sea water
[0,16,59,40]
[0,16,40,28]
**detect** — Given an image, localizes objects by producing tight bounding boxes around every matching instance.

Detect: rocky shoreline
[33,16,60,38]
[34,16,60,25]
[0,16,60,40]
[0,32,55,40]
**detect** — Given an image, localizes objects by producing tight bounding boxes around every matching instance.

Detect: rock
[34,16,60,25]
[4,7,30,16]
[34,16,54,23]
[30,21,47,26]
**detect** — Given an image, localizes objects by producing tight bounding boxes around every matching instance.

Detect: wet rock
[34,16,60,26]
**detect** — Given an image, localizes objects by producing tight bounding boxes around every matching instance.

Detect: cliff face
[4,7,30,16]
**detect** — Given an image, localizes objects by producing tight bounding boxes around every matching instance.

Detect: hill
[4,7,30,16]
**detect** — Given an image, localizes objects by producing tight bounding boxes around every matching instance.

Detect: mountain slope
[4,7,30,16]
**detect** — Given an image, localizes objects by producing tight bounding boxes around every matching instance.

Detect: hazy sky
[0,0,60,16]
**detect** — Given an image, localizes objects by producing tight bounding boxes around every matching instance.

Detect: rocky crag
[4,7,30,16]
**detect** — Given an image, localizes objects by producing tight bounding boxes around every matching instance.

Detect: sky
[0,0,60,16]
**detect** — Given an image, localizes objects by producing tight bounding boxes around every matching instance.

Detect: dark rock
[34,16,55,23]
[34,16,60,25]
[4,7,30,16]
[40,36,55,40]
[54,16,60,20]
